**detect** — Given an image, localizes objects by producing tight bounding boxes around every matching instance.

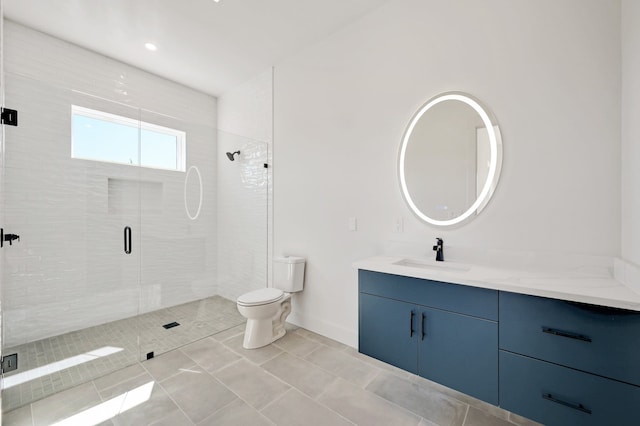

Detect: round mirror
[399,92,502,227]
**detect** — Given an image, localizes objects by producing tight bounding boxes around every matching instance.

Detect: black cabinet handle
[124,226,132,254]
[421,313,426,340]
[542,393,592,414]
[410,311,415,337]
[542,326,591,343]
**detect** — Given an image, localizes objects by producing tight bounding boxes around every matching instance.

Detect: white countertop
[353,256,640,311]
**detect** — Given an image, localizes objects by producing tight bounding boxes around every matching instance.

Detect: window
[72,106,186,171]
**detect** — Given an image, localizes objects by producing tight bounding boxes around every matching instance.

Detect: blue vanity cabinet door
[359,292,418,374]
[500,351,640,426]
[418,307,498,405]
[500,291,640,385]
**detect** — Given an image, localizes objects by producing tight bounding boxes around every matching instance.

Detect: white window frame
[71,105,186,172]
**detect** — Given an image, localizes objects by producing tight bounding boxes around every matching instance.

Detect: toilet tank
[273,256,305,293]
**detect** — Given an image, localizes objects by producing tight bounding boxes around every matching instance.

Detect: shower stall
[0,19,270,413]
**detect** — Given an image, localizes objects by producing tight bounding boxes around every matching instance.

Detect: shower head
[226,151,240,161]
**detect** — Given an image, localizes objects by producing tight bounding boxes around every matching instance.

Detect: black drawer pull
[410,311,415,337]
[542,393,592,415]
[421,312,426,340]
[542,327,592,343]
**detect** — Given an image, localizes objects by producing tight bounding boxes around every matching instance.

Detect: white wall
[622,0,640,265]
[217,69,273,300]
[2,21,218,346]
[274,0,622,346]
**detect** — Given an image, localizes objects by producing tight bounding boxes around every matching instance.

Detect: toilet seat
[237,288,284,307]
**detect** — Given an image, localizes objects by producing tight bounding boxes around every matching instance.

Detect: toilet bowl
[236,256,305,349]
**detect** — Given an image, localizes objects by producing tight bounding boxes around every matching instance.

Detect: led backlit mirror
[399,92,502,227]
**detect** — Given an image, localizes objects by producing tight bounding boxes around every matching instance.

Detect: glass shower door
[0,73,143,412]
[135,113,255,360]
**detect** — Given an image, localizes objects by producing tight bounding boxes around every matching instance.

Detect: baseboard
[286,311,357,349]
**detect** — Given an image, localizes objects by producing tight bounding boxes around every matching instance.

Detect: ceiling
[4,0,388,96]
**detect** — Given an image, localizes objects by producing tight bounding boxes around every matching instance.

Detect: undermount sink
[393,258,472,272]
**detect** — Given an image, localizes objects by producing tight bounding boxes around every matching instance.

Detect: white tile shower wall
[217,69,273,300]
[622,0,640,267]
[216,134,269,301]
[274,0,622,346]
[2,21,218,347]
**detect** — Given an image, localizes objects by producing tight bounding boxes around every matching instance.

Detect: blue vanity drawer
[500,351,640,426]
[500,291,640,385]
[358,270,498,320]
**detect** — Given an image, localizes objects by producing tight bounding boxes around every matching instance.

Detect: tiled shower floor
[2,295,243,412]
[3,324,541,426]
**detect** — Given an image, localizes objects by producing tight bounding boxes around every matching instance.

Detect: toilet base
[242,318,286,349]
[241,297,292,349]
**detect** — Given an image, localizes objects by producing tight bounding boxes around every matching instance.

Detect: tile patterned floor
[3,324,542,426]
[2,296,244,412]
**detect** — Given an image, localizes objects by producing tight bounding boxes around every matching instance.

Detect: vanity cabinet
[499,292,640,426]
[358,270,499,404]
[358,269,640,425]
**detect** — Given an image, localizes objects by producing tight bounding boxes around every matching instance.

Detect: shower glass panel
[217,130,270,302]
[136,111,245,360]
[0,73,143,412]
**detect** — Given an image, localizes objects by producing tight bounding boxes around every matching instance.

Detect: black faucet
[433,238,444,262]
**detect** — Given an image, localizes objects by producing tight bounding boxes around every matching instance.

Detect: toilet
[236,256,305,349]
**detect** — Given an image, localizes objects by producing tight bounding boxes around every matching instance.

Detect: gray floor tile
[318,378,421,426]
[96,371,155,400]
[148,409,194,426]
[143,349,197,382]
[272,331,321,357]
[261,389,353,426]
[2,404,33,426]
[214,359,290,410]
[93,363,148,392]
[3,295,241,412]
[366,371,468,426]
[111,382,183,426]
[212,324,246,342]
[161,367,237,423]
[345,348,414,380]
[304,345,379,387]
[463,406,514,426]
[198,399,272,426]
[222,334,282,364]
[181,337,241,373]
[409,374,511,422]
[294,328,349,350]
[31,381,103,426]
[262,352,338,398]
[508,412,543,426]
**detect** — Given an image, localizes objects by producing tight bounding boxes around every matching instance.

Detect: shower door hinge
[1,353,18,374]
[1,108,18,126]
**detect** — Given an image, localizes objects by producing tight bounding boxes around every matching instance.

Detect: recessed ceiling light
[144,42,158,51]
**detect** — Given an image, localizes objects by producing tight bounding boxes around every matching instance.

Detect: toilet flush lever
[1,228,20,248]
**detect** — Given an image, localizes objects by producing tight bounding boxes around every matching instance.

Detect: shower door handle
[124,226,132,254]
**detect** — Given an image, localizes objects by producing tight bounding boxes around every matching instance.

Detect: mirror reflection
[399,93,502,227]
